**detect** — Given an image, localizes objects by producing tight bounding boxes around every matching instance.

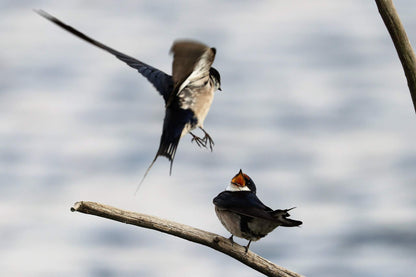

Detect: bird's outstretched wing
[167,40,216,105]
[36,10,173,102]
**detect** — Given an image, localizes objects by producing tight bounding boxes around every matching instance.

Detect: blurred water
[1,1,416,276]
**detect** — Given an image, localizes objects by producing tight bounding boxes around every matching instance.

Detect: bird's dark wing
[36,10,172,102]
[213,191,280,222]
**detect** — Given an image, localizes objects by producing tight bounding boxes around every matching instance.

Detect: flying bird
[36,10,222,185]
[213,170,302,252]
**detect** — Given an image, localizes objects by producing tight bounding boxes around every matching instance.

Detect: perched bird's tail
[272,207,303,227]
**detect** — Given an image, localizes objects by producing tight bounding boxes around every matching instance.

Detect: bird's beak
[231,169,245,187]
[218,87,222,91]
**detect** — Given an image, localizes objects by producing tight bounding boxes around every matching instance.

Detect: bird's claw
[228,235,234,246]
[244,240,252,254]
[203,133,215,151]
[190,133,206,148]
[190,131,215,151]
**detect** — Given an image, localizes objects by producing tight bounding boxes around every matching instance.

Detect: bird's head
[226,169,257,193]
[209,67,222,91]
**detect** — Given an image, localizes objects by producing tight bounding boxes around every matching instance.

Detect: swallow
[36,10,222,186]
[213,170,302,253]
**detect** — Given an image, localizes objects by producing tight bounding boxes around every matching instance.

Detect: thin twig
[71,201,303,277]
[375,0,416,113]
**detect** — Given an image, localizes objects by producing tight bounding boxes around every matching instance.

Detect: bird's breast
[178,83,215,128]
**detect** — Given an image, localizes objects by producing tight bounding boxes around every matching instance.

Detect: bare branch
[375,0,416,113]
[71,201,303,277]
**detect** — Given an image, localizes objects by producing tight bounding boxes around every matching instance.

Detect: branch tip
[71,201,83,212]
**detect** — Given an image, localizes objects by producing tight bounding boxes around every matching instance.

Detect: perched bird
[36,10,222,185]
[213,170,302,252]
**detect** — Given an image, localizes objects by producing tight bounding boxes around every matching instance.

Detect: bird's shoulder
[213,191,273,213]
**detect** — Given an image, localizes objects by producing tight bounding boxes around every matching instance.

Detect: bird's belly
[246,218,280,238]
[215,208,280,241]
[192,93,214,127]
[215,208,247,239]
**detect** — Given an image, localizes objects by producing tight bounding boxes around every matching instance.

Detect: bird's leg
[244,240,252,253]
[190,132,206,148]
[228,235,234,246]
[199,127,215,151]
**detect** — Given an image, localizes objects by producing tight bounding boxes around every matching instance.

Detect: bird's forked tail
[272,207,303,227]
[135,136,180,194]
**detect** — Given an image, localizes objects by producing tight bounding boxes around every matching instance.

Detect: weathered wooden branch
[375,0,416,113]
[71,201,303,277]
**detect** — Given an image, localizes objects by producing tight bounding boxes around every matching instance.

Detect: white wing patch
[177,49,212,95]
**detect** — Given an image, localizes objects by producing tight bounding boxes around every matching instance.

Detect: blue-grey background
[1,1,416,276]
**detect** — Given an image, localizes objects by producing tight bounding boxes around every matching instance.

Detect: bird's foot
[202,133,214,151]
[244,240,252,253]
[199,127,215,151]
[190,132,207,148]
[228,235,234,246]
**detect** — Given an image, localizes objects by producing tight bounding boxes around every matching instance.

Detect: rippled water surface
[1,1,416,276]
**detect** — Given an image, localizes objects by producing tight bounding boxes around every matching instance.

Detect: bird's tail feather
[135,154,158,195]
[157,135,180,174]
[134,137,180,194]
[272,207,303,227]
